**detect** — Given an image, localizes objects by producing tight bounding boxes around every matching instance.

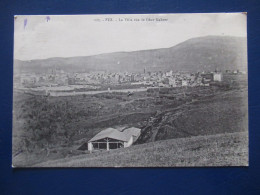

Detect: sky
[14,13,247,61]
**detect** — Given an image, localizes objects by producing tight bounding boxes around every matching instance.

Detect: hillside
[136,85,248,144]
[34,131,248,167]
[14,36,247,73]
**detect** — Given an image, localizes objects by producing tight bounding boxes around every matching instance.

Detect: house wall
[213,73,222,81]
[133,133,141,142]
[124,136,134,148]
[88,142,93,151]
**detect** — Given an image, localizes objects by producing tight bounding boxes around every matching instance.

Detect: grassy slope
[35,131,248,167]
[136,88,248,143]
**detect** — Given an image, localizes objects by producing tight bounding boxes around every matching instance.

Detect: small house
[87,127,141,151]
[213,72,223,82]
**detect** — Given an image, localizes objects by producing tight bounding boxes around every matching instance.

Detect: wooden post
[107,138,109,151]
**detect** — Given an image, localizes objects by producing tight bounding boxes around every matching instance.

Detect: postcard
[13,13,248,167]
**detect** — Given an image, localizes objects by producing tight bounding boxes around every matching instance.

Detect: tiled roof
[89,127,141,142]
[123,127,141,137]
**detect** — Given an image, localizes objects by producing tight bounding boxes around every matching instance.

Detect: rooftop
[89,127,141,142]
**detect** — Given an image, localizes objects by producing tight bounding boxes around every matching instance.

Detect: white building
[182,80,188,86]
[166,70,173,77]
[86,127,141,151]
[213,72,223,82]
[168,78,176,87]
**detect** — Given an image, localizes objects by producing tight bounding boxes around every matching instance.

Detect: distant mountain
[14,36,247,73]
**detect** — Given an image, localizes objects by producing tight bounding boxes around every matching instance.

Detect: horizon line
[14,35,246,61]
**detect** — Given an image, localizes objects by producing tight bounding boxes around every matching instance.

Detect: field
[12,74,248,167]
[34,131,248,167]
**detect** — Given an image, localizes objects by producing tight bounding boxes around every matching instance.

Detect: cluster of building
[14,68,69,88]
[131,70,223,87]
[14,67,247,89]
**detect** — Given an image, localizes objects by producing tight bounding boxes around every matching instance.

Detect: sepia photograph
[12,13,248,167]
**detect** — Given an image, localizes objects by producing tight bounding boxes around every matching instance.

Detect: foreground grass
[34,131,248,167]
